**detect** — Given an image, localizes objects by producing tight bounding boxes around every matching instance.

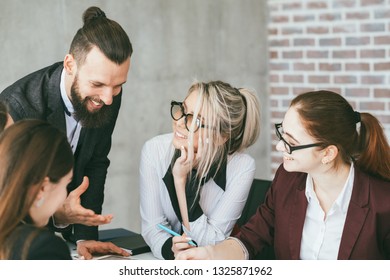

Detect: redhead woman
[177,90,390,260]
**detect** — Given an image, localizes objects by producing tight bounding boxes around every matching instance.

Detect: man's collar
[60,69,74,116]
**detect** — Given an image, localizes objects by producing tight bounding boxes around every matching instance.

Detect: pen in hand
[157,223,197,247]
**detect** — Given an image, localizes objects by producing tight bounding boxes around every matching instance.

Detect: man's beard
[70,77,114,128]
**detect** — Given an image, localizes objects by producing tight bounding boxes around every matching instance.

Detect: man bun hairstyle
[70,6,133,66]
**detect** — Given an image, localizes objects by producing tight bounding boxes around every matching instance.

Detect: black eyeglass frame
[275,123,322,154]
[170,101,205,132]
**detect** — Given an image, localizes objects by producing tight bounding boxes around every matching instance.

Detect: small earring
[36,197,45,208]
[322,159,328,165]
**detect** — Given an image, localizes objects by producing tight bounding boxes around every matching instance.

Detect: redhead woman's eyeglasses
[275,123,322,154]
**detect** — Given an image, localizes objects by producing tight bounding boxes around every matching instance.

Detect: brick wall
[268,0,390,174]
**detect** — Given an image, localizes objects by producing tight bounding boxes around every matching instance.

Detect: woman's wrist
[173,176,187,187]
[204,245,215,260]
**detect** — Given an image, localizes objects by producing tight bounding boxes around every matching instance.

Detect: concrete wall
[0,0,269,233]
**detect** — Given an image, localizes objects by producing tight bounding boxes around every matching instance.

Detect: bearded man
[0,6,133,259]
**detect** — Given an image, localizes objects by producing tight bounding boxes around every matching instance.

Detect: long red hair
[291,90,389,181]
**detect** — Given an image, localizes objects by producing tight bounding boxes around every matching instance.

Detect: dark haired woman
[0,120,74,259]
[0,120,129,259]
[0,101,13,132]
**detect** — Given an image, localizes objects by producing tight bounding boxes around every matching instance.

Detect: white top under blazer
[140,133,256,259]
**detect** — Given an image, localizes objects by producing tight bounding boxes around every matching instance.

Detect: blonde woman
[140,80,261,259]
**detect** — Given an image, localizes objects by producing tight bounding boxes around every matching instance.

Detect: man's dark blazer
[0,62,122,241]
[9,224,71,260]
[236,164,390,259]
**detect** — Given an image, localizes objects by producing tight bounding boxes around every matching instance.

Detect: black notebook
[99,228,151,255]
[109,235,151,255]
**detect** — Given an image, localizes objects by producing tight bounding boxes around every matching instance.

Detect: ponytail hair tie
[354,111,361,123]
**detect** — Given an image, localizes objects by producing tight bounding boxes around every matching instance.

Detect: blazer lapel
[46,64,66,133]
[288,176,308,259]
[338,169,370,259]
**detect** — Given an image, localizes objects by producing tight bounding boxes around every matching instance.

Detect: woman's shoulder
[271,164,307,190]
[227,152,255,170]
[28,227,71,260]
[353,169,390,215]
[141,133,174,160]
[228,151,255,163]
[143,133,172,149]
[356,168,390,192]
[12,224,71,260]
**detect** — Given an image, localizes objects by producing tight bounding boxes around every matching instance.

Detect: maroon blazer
[236,164,390,259]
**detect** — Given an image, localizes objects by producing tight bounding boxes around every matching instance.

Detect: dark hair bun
[82,6,106,25]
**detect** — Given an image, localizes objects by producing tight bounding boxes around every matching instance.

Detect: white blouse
[140,133,255,259]
[300,164,355,260]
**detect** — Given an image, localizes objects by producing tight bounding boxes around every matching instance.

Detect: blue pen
[157,223,197,246]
